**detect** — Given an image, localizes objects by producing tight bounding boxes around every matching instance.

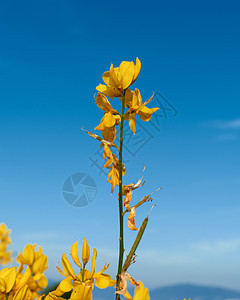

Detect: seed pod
[122,216,148,272]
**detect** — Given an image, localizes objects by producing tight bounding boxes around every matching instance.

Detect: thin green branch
[116,91,126,300]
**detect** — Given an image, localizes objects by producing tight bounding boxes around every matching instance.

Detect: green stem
[82,266,85,282]
[116,92,126,299]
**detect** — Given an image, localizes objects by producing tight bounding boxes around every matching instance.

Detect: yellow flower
[107,153,126,194]
[17,244,35,266]
[95,111,121,142]
[95,93,119,114]
[127,207,139,231]
[123,281,150,300]
[0,224,11,244]
[53,238,116,299]
[12,285,29,300]
[124,88,159,134]
[102,144,114,169]
[0,266,31,299]
[16,244,48,299]
[96,58,141,99]
[82,237,90,266]
[0,223,12,265]
[132,281,150,300]
[0,267,17,295]
[17,244,48,273]
[116,272,149,300]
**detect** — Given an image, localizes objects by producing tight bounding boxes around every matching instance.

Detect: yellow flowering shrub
[0,58,164,299]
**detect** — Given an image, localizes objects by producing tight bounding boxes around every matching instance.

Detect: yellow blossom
[118,276,150,300]
[116,273,149,300]
[82,237,90,266]
[96,58,141,99]
[128,208,139,231]
[102,144,114,169]
[124,88,159,134]
[95,112,121,142]
[0,266,31,299]
[107,153,126,194]
[95,93,119,114]
[52,238,116,299]
[131,281,150,300]
[0,223,12,265]
[0,267,17,295]
[16,244,48,299]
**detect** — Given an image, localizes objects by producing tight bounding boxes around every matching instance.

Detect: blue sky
[0,0,240,292]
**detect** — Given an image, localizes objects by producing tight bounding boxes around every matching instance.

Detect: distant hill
[147,283,240,300]
[45,281,240,300]
[93,283,240,300]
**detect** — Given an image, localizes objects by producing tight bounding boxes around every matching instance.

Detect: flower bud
[82,237,90,266]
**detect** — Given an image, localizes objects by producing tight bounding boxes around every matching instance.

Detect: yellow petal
[82,237,90,266]
[71,241,82,269]
[124,289,133,300]
[34,245,43,260]
[56,264,66,277]
[96,84,121,100]
[119,61,135,89]
[15,266,31,290]
[62,253,76,278]
[70,284,92,300]
[90,248,97,277]
[94,119,104,131]
[128,113,136,134]
[132,88,142,109]
[124,190,133,210]
[17,244,34,265]
[96,261,110,276]
[95,93,113,112]
[128,208,139,231]
[0,278,6,293]
[102,71,110,86]
[23,244,35,265]
[132,57,141,83]
[0,267,17,293]
[142,93,154,106]
[133,281,150,300]
[12,285,29,300]
[102,112,116,128]
[59,276,73,293]
[94,273,113,289]
[124,88,133,107]
[32,255,48,274]
[110,64,120,88]
[102,126,117,143]
[37,274,48,288]
[138,106,159,121]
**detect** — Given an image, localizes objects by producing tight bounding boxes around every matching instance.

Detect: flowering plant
[0,59,166,300]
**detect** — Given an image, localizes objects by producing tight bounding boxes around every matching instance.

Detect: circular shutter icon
[62,173,97,207]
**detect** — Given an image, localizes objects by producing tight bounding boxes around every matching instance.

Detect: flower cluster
[16,244,48,299]
[47,238,116,300]
[0,242,48,300]
[88,58,159,195]
[0,223,12,265]
[0,266,31,300]
[85,58,160,298]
